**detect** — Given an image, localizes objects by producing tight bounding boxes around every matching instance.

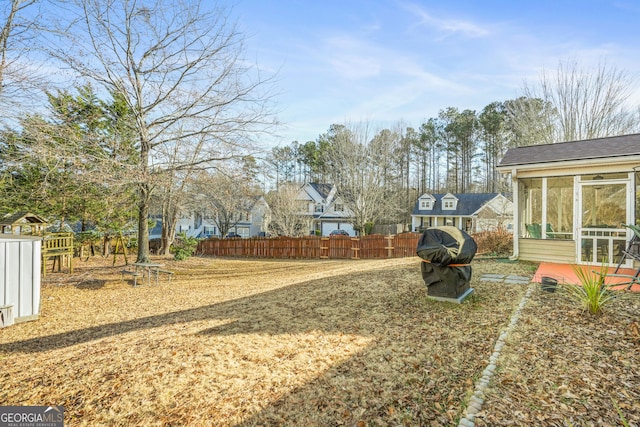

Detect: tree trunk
[136,183,151,263]
[160,211,178,255]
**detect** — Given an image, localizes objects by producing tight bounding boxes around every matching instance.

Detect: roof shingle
[412,193,501,216]
[498,133,640,167]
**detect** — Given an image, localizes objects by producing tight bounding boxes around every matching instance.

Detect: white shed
[0,235,42,327]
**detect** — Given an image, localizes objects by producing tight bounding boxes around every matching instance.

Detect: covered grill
[416,226,477,302]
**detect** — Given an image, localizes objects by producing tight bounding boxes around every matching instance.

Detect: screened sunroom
[497,134,640,266]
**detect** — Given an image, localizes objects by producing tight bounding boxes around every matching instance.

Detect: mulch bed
[476,283,640,427]
[0,256,638,426]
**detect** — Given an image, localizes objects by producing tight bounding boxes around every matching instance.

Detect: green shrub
[171,232,199,261]
[364,222,375,236]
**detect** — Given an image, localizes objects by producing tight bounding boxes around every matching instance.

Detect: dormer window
[442,194,458,210]
[419,194,435,210]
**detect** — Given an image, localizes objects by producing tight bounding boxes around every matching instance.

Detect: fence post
[384,235,394,258]
[320,237,329,259]
[351,237,360,260]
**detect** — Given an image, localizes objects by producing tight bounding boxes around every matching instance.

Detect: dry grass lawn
[0,255,638,426]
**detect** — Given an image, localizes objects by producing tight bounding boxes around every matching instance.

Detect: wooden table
[132,262,163,285]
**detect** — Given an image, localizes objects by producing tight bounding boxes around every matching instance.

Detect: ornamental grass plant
[563,262,619,315]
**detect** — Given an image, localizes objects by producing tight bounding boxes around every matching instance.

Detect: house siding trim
[518,239,576,264]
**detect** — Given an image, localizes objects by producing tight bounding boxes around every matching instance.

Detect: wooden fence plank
[196,233,504,259]
[196,233,422,260]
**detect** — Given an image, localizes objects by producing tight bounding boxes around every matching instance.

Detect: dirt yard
[0,255,638,426]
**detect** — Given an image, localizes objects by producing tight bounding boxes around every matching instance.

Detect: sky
[232,0,640,148]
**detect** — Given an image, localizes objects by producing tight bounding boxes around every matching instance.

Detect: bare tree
[265,182,309,237]
[504,96,557,146]
[0,0,51,117]
[49,0,277,262]
[193,169,258,238]
[1,0,33,89]
[520,59,640,143]
[151,167,193,255]
[322,122,402,236]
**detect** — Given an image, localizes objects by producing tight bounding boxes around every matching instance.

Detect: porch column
[511,168,519,259]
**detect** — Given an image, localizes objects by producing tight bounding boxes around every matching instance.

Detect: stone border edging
[457,282,535,427]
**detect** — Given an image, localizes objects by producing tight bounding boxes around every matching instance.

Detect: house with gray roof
[411,193,513,234]
[296,182,354,236]
[497,133,640,266]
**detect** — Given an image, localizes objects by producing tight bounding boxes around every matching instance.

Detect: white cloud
[239,0,640,146]
[403,2,490,38]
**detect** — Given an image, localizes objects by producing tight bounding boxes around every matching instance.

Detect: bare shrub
[473,227,513,256]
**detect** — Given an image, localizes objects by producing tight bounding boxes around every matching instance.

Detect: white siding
[0,235,41,323]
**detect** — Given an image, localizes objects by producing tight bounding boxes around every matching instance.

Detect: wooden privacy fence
[197,233,421,260]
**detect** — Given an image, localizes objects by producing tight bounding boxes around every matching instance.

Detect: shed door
[578,180,629,266]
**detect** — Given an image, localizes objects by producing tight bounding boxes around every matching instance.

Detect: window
[420,200,433,210]
[546,177,574,238]
[520,178,542,238]
[334,203,344,212]
[314,203,324,213]
[441,194,458,210]
[520,177,574,239]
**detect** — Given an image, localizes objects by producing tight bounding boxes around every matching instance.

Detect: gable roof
[0,212,48,235]
[0,212,48,226]
[418,193,435,200]
[498,133,640,168]
[412,193,502,216]
[307,182,333,200]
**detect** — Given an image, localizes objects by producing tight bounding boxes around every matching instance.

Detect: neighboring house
[496,133,640,266]
[411,193,513,234]
[297,182,355,236]
[150,196,271,239]
[224,195,271,238]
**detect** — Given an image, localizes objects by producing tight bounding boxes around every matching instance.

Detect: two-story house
[411,193,513,234]
[151,196,271,239]
[297,182,355,236]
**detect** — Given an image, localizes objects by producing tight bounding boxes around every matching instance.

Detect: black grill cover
[416,226,477,298]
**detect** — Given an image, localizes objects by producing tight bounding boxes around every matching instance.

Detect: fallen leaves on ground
[475,283,640,427]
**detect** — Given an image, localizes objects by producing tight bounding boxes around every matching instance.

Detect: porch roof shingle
[498,133,640,167]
